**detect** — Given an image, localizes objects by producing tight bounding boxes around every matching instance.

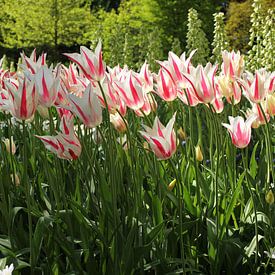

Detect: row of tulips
[0,42,274,159]
[0,42,274,274]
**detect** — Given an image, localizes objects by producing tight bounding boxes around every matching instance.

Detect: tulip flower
[66,83,102,128]
[139,61,153,93]
[60,63,88,96]
[222,115,257,148]
[20,49,47,74]
[239,70,270,103]
[140,113,177,160]
[5,76,37,120]
[217,75,242,105]
[36,114,81,160]
[154,68,178,101]
[267,93,275,116]
[64,41,105,81]
[134,93,157,117]
[158,50,196,89]
[183,63,218,104]
[110,112,127,133]
[221,50,244,78]
[2,136,16,155]
[35,65,60,107]
[195,145,203,162]
[114,71,145,110]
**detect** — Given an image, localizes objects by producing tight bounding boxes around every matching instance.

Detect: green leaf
[244,235,264,258]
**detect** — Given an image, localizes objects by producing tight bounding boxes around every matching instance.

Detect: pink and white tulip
[222,115,257,148]
[154,68,177,101]
[66,83,102,128]
[4,76,37,120]
[221,50,244,78]
[36,114,81,160]
[64,41,105,81]
[35,65,60,107]
[183,63,218,104]
[114,71,145,110]
[140,113,177,160]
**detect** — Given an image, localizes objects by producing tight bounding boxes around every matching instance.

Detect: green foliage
[90,0,164,70]
[186,8,210,65]
[211,12,229,64]
[225,0,274,53]
[0,0,93,48]
[171,37,182,56]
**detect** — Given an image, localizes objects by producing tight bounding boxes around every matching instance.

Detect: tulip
[2,136,16,155]
[154,68,178,101]
[140,113,177,160]
[168,179,176,191]
[221,50,244,78]
[5,76,37,120]
[195,145,203,162]
[110,112,127,133]
[217,75,242,105]
[139,61,153,93]
[61,63,88,96]
[239,70,270,103]
[267,93,275,116]
[183,63,217,104]
[114,71,145,110]
[20,49,47,74]
[35,65,60,107]
[222,115,257,148]
[10,173,20,186]
[36,114,82,160]
[134,93,157,117]
[66,83,102,128]
[158,50,196,89]
[64,41,105,81]
[246,102,270,128]
[266,190,274,205]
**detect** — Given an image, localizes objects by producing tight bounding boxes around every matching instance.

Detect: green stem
[22,120,33,273]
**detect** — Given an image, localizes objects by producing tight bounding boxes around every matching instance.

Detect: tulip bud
[266,190,274,205]
[110,112,127,133]
[177,127,186,140]
[168,179,176,191]
[143,141,149,151]
[195,145,203,162]
[3,136,16,155]
[10,173,20,186]
[37,104,49,119]
[267,94,275,116]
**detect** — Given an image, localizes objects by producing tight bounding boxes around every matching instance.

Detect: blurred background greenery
[0,0,274,69]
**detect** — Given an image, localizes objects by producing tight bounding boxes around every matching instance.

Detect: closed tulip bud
[3,136,16,155]
[177,127,186,140]
[265,190,274,205]
[37,104,49,118]
[195,145,203,162]
[168,179,176,191]
[110,112,127,133]
[267,93,275,116]
[143,141,149,151]
[10,173,20,186]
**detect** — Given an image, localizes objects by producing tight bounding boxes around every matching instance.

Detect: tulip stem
[242,149,259,265]
[169,158,186,275]
[184,92,200,268]
[258,103,274,189]
[22,120,33,273]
